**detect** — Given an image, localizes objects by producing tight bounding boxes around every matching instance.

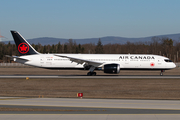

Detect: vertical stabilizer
[11,31,39,56]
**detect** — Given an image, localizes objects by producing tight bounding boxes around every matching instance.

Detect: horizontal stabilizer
[5,55,29,62]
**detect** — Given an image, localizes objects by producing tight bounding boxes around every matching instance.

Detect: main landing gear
[87,66,96,76]
[160,70,165,76]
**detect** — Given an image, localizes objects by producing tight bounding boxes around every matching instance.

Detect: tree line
[1,37,180,63]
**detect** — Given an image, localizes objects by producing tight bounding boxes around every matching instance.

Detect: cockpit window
[164,59,173,62]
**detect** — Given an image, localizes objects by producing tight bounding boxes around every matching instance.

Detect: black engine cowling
[104,64,120,74]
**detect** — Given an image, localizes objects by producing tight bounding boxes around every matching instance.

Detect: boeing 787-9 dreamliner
[7,31,176,76]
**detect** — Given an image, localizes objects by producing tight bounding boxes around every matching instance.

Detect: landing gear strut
[160,70,165,76]
[87,66,96,76]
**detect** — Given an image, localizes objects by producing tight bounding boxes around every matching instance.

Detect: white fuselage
[16,54,176,70]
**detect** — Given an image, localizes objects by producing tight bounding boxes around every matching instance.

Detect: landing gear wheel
[160,72,163,76]
[87,72,97,76]
[160,70,164,76]
[92,72,96,76]
[87,72,91,76]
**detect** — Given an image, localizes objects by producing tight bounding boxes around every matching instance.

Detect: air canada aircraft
[7,31,176,76]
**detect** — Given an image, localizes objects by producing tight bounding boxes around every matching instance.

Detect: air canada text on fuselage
[119,56,155,59]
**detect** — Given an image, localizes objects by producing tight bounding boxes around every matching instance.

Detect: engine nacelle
[104,64,120,74]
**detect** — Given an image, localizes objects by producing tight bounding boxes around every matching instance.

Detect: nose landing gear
[160,70,165,76]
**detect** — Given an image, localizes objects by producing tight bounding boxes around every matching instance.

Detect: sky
[0,0,180,40]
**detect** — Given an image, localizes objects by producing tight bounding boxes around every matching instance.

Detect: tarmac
[0,75,180,79]
[0,97,180,119]
[0,67,180,119]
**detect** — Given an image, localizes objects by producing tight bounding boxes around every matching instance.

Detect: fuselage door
[40,57,44,66]
[157,59,162,65]
[157,58,165,67]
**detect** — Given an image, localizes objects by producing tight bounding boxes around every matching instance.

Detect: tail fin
[11,31,39,56]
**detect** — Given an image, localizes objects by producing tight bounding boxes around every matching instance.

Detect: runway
[0,75,180,79]
[0,97,180,119]
[0,73,180,119]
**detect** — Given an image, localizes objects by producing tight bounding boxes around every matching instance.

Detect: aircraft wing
[54,54,104,67]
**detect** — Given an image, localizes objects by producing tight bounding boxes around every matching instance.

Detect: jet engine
[103,64,120,74]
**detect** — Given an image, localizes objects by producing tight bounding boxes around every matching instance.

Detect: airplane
[7,31,176,76]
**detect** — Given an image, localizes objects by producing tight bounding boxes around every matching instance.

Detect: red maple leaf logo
[150,62,155,67]
[18,43,29,54]
[20,45,27,51]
